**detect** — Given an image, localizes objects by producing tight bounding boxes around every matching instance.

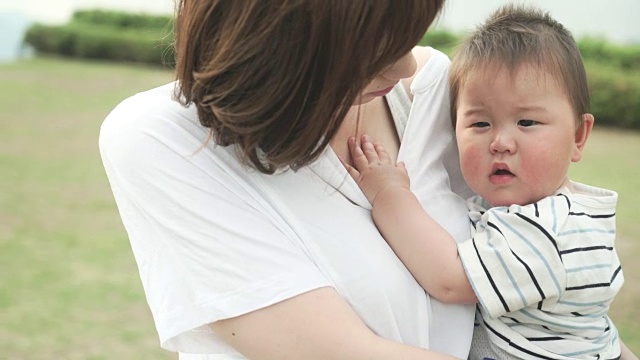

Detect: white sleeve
[99,90,331,354]
[404,48,474,243]
[400,48,475,358]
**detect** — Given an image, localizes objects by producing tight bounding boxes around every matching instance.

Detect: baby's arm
[343,135,476,304]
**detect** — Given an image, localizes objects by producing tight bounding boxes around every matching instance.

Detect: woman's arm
[344,136,476,304]
[211,286,460,360]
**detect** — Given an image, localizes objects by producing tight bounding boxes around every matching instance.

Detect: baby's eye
[471,121,490,128]
[518,119,538,127]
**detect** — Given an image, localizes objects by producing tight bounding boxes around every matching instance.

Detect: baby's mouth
[493,169,513,176]
[490,164,515,185]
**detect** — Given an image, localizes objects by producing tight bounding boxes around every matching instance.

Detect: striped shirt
[458,181,623,360]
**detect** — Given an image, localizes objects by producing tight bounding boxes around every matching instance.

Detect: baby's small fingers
[348,137,369,170]
[374,143,392,164]
[340,156,361,180]
[338,155,349,170]
[360,135,380,163]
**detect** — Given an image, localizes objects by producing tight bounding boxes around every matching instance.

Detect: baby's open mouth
[494,169,513,176]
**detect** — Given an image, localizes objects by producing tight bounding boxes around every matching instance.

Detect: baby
[345,5,625,360]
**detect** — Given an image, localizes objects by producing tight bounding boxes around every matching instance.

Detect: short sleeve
[402,48,476,357]
[458,198,569,319]
[403,48,474,243]
[99,89,331,353]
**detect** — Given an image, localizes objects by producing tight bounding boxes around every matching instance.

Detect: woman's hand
[342,134,411,206]
[211,287,459,360]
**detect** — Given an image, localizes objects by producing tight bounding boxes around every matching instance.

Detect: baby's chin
[485,200,514,208]
[483,195,545,208]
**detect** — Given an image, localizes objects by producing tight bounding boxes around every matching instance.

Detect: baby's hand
[342,134,410,205]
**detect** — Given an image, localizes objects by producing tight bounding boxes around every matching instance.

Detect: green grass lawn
[0,57,175,359]
[1,57,638,358]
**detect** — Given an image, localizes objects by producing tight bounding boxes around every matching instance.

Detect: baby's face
[455,65,582,207]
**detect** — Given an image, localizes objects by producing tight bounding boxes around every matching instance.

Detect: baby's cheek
[459,146,484,183]
[521,149,569,196]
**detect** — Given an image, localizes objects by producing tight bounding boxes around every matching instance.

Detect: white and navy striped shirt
[458,181,623,360]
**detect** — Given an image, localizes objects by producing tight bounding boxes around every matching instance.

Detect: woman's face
[357,51,417,105]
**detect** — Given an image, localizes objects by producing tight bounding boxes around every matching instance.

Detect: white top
[99,47,474,359]
[459,181,622,359]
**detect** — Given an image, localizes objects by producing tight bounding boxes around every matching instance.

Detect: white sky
[1,0,639,43]
[434,0,640,43]
[0,0,173,24]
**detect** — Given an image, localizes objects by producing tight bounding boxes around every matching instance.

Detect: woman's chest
[330,97,401,166]
[253,167,430,346]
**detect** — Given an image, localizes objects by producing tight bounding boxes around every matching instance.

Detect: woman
[100,1,474,358]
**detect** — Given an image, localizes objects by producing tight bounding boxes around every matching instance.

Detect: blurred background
[2,0,639,43]
[437,0,640,44]
[1,0,638,359]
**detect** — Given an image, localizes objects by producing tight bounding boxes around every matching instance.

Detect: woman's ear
[572,113,594,162]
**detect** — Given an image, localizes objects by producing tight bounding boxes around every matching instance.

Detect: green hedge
[421,30,640,129]
[421,30,459,54]
[579,38,640,71]
[71,9,173,30]
[22,14,640,129]
[24,22,174,67]
[422,30,640,71]
[586,60,640,129]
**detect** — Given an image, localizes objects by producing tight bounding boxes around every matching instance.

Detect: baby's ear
[572,113,594,162]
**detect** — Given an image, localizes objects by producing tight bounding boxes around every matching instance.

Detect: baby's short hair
[449,4,590,127]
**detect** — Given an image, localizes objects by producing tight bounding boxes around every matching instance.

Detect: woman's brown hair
[174,0,445,174]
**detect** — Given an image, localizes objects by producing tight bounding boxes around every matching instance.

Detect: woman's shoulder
[402,46,451,99]
[101,82,192,131]
[399,46,432,98]
[98,82,215,172]
[100,82,201,149]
